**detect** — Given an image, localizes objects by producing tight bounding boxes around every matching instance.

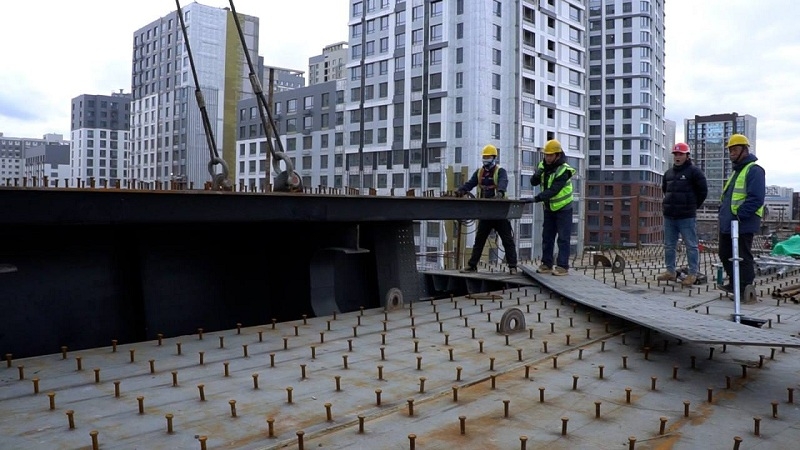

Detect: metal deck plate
[520,265,800,348]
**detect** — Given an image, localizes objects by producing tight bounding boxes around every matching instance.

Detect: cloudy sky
[1,0,798,189]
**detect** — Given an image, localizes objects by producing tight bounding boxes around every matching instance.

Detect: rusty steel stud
[673,366,679,380]
[490,357,496,371]
[137,396,145,413]
[325,402,333,421]
[726,376,732,389]
[659,416,668,435]
[199,435,208,450]
[578,349,584,360]
[407,398,414,416]
[66,409,76,429]
[456,366,463,381]
[595,401,601,418]
[297,430,305,450]
[380,347,386,360]
[342,355,349,369]
[772,401,779,418]
[459,415,466,434]
[709,347,715,360]
[503,399,510,417]
[586,328,591,339]
[375,389,382,406]
[176,342,182,355]
[61,346,68,359]
[419,377,426,393]
[5,353,11,368]
[599,365,605,379]
[197,384,206,401]
[76,357,83,371]
[149,359,156,374]
[32,377,40,394]
[92,368,100,383]
[758,355,765,368]
[223,362,230,377]
[622,355,628,369]
[566,334,571,345]
[450,348,455,361]
[543,341,549,353]
[684,400,691,417]
[414,339,420,353]
[561,416,569,435]
[272,318,278,329]
[112,339,118,352]
[229,400,237,417]
[377,365,384,380]
[270,354,276,367]
[286,387,294,403]
[266,417,276,437]
[625,387,632,404]
[539,387,545,402]
[357,415,365,433]
[741,364,748,378]
[601,340,606,352]
[478,340,484,353]
[311,346,316,359]
[788,387,794,403]
[352,327,358,338]
[628,436,636,450]
[283,337,289,350]
[381,333,387,345]
[572,375,579,390]
[651,377,657,391]
[113,380,120,397]
[733,436,743,450]
[334,375,342,391]
[90,430,99,450]
[550,322,555,333]
[252,373,259,389]
[416,356,422,370]
[491,374,497,389]
[452,386,458,402]
[408,433,417,450]
[219,336,225,348]
[242,345,249,358]
[643,347,650,360]
[707,388,714,403]
[754,417,761,436]
[47,392,56,410]
[196,329,203,340]
[524,365,531,379]
[199,352,205,365]
[552,356,558,369]
[165,413,175,432]
[301,364,307,379]
[258,330,263,342]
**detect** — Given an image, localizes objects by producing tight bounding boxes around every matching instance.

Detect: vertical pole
[732,220,741,323]
[266,67,275,192]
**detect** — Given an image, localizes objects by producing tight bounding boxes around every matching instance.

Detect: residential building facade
[0,133,67,185]
[22,143,70,184]
[70,91,131,186]
[130,2,260,188]
[584,0,667,247]
[308,42,348,85]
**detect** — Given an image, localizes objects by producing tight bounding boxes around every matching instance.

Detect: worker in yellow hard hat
[456,144,518,275]
[530,139,576,276]
[717,133,765,297]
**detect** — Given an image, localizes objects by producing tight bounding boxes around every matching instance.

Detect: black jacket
[661,159,708,219]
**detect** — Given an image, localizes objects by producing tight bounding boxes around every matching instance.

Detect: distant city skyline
[0,0,798,189]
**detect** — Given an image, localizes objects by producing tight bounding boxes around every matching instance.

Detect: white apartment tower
[584,0,667,246]
[308,42,349,85]
[343,0,587,266]
[70,91,131,186]
[130,3,260,188]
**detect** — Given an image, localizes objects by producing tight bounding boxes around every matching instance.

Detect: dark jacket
[719,153,765,234]
[661,159,708,219]
[530,153,574,212]
[459,164,508,199]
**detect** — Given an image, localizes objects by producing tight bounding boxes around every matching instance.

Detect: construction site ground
[2,246,800,450]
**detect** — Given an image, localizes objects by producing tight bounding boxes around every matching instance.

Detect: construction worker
[457,144,518,274]
[717,134,765,295]
[657,142,708,286]
[530,139,576,276]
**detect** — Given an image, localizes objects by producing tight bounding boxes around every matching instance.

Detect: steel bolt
[90,430,99,450]
[754,417,761,436]
[375,389,382,406]
[297,430,305,450]
[198,384,206,401]
[625,387,632,404]
[595,401,601,418]
[561,416,569,435]
[357,414,365,433]
[166,413,174,432]
[459,415,466,434]
[287,387,293,403]
[684,400,691,417]
[137,396,145,413]
[659,416,668,435]
[229,400,237,417]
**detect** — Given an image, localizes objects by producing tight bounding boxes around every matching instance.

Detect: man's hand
[533,195,542,203]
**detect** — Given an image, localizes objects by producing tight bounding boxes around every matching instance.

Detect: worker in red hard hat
[656,142,708,287]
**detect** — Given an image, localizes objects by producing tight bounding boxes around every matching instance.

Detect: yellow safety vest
[721,162,764,217]
[477,166,500,194]
[537,162,575,211]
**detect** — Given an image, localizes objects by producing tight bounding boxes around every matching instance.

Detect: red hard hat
[672,142,690,154]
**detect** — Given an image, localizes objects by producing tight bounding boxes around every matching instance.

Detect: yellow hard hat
[482,144,498,157]
[726,134,750,148]
[543,139,562,154]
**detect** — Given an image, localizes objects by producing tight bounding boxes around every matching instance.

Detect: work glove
[533,195,542,203]
[496,191,506,199]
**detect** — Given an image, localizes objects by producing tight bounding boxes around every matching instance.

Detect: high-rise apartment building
[308,42,348,85]
[0,133,67,185]
[130,2,260,188]
[685,112,757,214]
[70,91,131,186]
[584,0,667,247]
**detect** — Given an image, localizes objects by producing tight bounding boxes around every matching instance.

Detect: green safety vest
[477,165,500,194]
[537,162,575,211]
[721,162,764,217]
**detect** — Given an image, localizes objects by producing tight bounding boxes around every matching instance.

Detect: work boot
[552,266,568,276]
[656,271,676,282]
[536,264,552,274]
[717,283,734,294]
[459,266,477,273]
[681,274,697,287]
[508,267,518,275]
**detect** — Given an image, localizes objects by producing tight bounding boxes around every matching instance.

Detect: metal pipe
[732,220,741,323]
